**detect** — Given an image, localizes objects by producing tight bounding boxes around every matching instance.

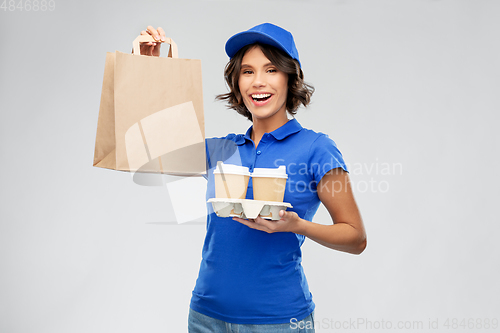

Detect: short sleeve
[204,135,243,180]
[308,134,349,183]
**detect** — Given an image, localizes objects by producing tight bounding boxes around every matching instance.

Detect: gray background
[1,0,499,332]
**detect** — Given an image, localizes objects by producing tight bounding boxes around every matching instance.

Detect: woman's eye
[242,70,253,74]
[267,68,277,73]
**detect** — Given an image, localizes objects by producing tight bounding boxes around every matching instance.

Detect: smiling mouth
[251,93,272,102]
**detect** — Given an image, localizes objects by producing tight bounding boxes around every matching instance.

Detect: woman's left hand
[232,210,304,234]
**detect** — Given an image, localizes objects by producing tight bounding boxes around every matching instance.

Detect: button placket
[255,142,266,163]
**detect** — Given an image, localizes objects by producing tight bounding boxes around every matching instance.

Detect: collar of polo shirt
[235,118,303,146]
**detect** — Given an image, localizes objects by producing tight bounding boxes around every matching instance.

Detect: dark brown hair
[216,43,314,121]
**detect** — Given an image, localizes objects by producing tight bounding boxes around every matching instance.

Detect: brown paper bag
[93,35,206,176]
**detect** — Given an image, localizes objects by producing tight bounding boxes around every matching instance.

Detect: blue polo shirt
[190,118,348,324]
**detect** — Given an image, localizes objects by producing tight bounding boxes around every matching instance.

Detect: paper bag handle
[132,35,179,58]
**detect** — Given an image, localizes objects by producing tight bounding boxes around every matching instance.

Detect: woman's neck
[251,114,289,148]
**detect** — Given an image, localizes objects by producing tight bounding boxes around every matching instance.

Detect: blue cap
[225,23,301,67]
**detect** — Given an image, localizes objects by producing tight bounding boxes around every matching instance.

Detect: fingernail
[161,36,166,41]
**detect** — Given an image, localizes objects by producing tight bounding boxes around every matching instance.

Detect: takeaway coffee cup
[214,162,250,199]
[251,165,288,202]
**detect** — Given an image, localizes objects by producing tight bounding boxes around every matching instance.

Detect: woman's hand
[232,210,304,234]
[138,26,166,56]
[233,169,367,254]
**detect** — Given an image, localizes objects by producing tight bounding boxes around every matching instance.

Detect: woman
[138,23,366,332]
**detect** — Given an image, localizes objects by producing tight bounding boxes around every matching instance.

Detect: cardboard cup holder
[210,163,292,220]
[208,198,292,221]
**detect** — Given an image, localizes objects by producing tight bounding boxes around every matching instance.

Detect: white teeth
[252,94,271,99]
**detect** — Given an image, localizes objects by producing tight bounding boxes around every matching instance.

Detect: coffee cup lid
[251,165,288,178]
[213,162,251,176]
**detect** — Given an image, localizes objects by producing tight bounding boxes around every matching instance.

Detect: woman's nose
[252,72,266,87]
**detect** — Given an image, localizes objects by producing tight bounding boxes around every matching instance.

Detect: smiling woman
[238,47,289,137]
[217,41,314,123]
[137,22,366,333]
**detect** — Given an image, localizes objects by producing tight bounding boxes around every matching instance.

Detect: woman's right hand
[138,26,166,56]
